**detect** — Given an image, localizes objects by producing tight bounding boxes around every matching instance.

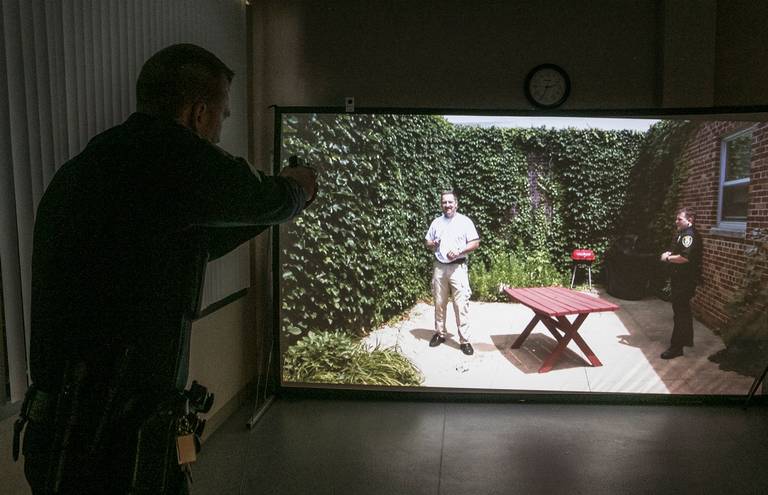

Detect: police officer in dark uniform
[15,44,317,494]
[660,207,702,359]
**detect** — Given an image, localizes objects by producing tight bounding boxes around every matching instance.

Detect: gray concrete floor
[190,289,768,494]
[192,397,768,495]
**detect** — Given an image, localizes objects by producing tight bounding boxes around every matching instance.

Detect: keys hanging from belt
[175,399,206,484]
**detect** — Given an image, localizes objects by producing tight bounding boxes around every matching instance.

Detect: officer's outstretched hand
[280,165,317,208]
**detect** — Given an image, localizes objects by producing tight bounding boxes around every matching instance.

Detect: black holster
[126,392,188,494]
[126,384,213,493]
[17,360,90,493]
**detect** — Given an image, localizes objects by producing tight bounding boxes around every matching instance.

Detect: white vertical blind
[1,0,248,402]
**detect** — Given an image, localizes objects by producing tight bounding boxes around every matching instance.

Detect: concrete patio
[363,288,757,395]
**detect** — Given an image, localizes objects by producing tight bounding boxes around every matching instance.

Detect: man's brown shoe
[429,334,446,347]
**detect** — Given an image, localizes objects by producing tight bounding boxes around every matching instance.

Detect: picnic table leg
[539,316,565,342]
[511,315,541,349]
[537,316,570,373]
[557,315,602,367]
[538,313,599,373]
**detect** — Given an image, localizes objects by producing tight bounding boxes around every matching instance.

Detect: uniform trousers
[670,285,695,349]
[432,261,472,343]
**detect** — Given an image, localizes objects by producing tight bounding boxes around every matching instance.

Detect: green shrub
[470,250,566,302]
[282,330,423,386]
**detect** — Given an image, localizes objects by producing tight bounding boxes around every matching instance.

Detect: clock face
[525,64,570,108]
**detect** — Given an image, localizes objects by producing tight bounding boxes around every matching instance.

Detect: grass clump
[282,330,423,386]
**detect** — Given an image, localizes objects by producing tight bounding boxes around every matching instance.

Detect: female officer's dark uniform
[667,225,702,353]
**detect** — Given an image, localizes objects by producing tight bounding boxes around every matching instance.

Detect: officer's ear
[176,101,208,135]
[191,101,208,130]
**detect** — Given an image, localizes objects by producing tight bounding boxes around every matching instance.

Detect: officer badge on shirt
[682,235,693,248]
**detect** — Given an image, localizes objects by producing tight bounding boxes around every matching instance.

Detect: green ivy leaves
[279,114,652,340]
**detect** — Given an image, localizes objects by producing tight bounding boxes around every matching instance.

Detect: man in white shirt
[424,191,480,355]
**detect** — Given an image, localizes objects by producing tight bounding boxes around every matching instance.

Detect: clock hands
[525,64,570,108]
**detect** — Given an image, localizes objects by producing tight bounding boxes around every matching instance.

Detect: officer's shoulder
[679,227,698,247]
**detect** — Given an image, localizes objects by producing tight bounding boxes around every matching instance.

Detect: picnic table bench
[503,286,619,373]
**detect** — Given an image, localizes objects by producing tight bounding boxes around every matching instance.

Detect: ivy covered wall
[620,121,696,254]
[280,114,648,339]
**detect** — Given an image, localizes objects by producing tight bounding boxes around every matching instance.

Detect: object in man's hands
[287,155,317,207]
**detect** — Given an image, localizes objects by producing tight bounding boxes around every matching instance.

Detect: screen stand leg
[247,395,276,429]
[744,361,768,409]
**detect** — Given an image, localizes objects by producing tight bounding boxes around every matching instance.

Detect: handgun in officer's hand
[280,155,317,207]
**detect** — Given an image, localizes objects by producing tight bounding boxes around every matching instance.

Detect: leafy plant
[282,330,423,386]
[621,120,696,253]
[470,250,567,302]
[708,229,768,377]
[722,229,768,344]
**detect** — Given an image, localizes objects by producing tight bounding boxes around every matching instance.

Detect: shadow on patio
[364,287,757,395]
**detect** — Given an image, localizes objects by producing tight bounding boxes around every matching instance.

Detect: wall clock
[524,64,571,109]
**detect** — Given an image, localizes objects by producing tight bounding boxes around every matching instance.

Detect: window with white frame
[718,129,753,228]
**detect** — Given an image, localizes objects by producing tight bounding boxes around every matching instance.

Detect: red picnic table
[503,286,619,373]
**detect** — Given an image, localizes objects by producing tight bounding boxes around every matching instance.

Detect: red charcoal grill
[570,249,595,289]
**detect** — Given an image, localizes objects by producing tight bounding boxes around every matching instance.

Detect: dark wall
[252,0,662,111]
[249,0,768,167]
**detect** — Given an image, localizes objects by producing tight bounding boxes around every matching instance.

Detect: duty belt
[13,384,55,461]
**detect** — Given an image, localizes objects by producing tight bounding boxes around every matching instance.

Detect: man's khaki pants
[432,261,472,343]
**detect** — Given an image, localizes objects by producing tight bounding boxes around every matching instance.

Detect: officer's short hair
[677,207,696,222]
[441,190,458,202]
[136,43,234,119]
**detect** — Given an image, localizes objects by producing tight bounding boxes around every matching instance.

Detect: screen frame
[270,104,768,406]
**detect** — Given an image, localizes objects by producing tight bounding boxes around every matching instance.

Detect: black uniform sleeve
[121,116,308,258]
[156,132,306,232]
[184,146,306,228]
[676,229,697,260]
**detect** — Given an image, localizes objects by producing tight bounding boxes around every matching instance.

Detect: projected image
[278,111,767,396]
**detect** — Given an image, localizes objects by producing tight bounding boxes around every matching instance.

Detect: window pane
[721,183,749,221]
[725,134,752,181]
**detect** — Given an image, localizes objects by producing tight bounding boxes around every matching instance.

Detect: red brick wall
[676,121,768,329]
